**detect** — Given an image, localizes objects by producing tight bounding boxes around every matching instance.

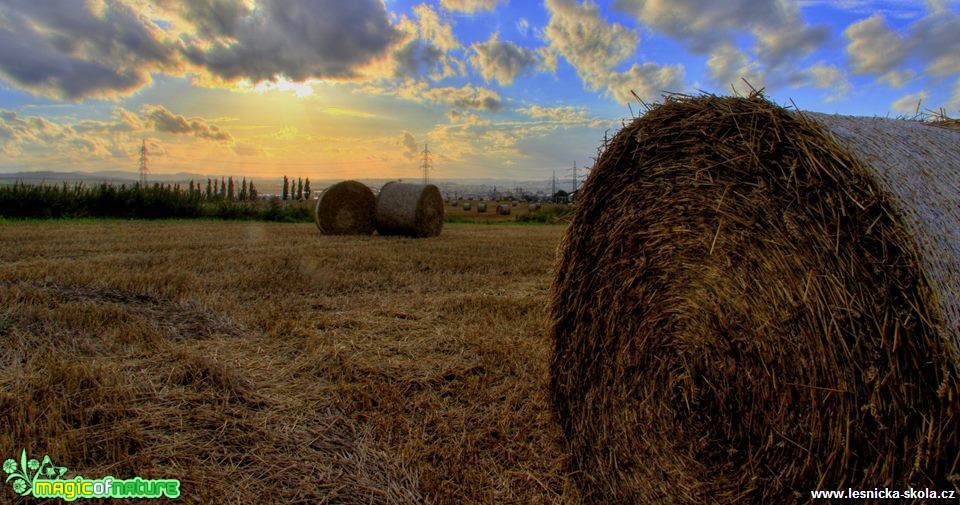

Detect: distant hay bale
[314,180,376,235]
[462,202,471,211]
[477,203,487,213]
[451,199,459,206]
[375,181,443,238]
[529,203,542,211]
[551,94,960,504]
[497,204,511,215]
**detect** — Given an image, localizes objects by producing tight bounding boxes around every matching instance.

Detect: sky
[0,0,958,182]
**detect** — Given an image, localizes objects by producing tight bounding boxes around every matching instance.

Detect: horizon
[0,0,958,181]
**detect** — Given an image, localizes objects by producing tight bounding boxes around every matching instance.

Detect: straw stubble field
[0,220,578,504]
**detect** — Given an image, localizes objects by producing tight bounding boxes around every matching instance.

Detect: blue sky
[0,0,957,181]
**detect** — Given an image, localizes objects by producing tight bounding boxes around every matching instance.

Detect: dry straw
[550,93,960,503]
[497,204,511,215]
[375,182,444,238]
[314,180,376,235]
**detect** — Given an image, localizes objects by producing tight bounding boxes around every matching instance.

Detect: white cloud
[614,0,828,66]
[469,33,540,85]
[706,43,766,91]
[844,15,911,76]
[844,7,960,85]
[804,63,853,102]
[891,91,928,115]
[440,0,504,13]
[949,78,960,112]
[516,105,590,124]
[543,0,684,102]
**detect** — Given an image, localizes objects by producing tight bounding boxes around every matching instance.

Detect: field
[0,220,579,503]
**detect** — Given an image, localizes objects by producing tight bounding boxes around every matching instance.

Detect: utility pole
[570,161,577,193]
[552,169,556,200]
[421,143,431,185]
[138,138,148,186]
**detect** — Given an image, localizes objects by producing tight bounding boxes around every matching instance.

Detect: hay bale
[529,203,542,211]
[314,180,376,235]
[462,202,471,211]
[497,204,511,215]
[550,94,960,504]
[477,203,487,213]
[375,181,443,238]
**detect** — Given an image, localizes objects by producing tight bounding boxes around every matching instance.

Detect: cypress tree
[282,176,289,201]
[240,177,248,201]
[304,178,311,199]
[206,179,213,200]
[297,177,303,200]
[249,180,258,200]
[228,176,235,201]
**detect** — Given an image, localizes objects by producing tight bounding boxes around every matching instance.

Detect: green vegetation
[0,180,313,222]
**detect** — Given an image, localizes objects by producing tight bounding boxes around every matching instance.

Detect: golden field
[0,220,579,504]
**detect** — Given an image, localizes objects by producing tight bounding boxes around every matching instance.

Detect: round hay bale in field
[530,203,542,211]
[462,202,471,211]
[497,204,511,215]
[314,180,376,235]
[477,202,487,213]
[551,94,960,504]
[375,181,443,237]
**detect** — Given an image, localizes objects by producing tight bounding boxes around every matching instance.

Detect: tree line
[0,176,314,221]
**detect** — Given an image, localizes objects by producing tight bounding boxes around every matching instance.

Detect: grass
[0,220,578,504]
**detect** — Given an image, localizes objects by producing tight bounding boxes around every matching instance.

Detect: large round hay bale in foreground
[375,181,443,238]
[551,94,960,504]
[314,180,376,235]
[497,204,511,215]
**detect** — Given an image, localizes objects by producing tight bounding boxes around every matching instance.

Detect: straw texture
[550,94,960,504]
[375,182,444,238]
[315,180,376,235]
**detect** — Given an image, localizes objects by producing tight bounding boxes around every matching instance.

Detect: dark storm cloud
[0,0,177,99]
[181,0,402,82]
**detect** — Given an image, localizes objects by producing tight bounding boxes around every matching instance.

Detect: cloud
[951,78,960,112]
[0,109,125,158]
[400,131,419,159]
[614,0,827,65]
[517,105,589,123]
[384,4,464,80]
[891,91,928,115]
[844,7,960,85]
[844,15,910,77]
[470,34,540,85]
[706,43,766,90]
[383,82,504,111]
[440,0,504,14]
[516,18,530,36]
[0,0,177,99]
[543,0,684,102]
[605,63,685,103]
[181,0,401,83]
[804,63,852,101]
[143,105,233,141]
[544,0,638,87]
[447,110,491,125]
